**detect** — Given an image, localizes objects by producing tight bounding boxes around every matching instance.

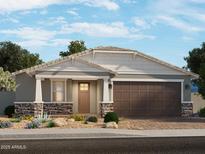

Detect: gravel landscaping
[118,117,205,130]
[0,116,205,130]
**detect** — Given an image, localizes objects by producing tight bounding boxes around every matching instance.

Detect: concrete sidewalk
[0,128,205,140]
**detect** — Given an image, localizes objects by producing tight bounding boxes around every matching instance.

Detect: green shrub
[25,119,40,129]
[104,112,119,124]
[10,118,21,123]
[4,105,14,118]
[86,116,98,123]
[70,114,84,121]
[199,108,205,117]
[47,120,55,128]
[21,115,34,121]
[0,121,13,128]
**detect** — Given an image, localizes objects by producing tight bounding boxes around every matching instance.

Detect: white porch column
[103,78,109,103]
[110,81,113,102]
[34,77,43,103]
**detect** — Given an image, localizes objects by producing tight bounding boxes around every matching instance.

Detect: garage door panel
[114,81,181,117]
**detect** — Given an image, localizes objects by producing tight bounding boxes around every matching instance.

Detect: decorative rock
[53,118,67,127]
[67,118,75,122]
[104,122,118,129]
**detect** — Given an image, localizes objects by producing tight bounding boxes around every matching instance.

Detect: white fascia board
[111,78,184,82]
[117,72,184,75]
[36,74,109,80]
[182,101,193,104]
[93,50,133,54]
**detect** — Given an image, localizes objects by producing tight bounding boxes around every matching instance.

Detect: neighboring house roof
[12,46,199,78]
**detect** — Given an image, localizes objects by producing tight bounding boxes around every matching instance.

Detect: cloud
[0,0,119,13]
[145,0,205,34]
[121,0,137,4]
[0,27,63,48]
[0,17,19,23]
[83,0,119,10]
[67,10,79,16]
[60,22,155,39]
[157,15,203,32]
[51,39,70,46]
[38,16,67,26]
[0,27,56,40]
[132,17,151,30]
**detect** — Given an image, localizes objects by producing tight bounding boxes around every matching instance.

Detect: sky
[0,0,205,67]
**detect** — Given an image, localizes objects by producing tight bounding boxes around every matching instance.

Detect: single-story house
[13,46,198,117]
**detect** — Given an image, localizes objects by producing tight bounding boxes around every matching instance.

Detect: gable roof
[12,49,116,76]
[12,46,199,79]
[92,46,199,78]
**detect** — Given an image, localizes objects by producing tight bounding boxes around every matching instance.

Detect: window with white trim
[52,81,65,102]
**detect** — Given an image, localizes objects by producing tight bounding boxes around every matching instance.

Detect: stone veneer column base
[100,103,114,117]
[15,103,73,117]
[181,103,193,117]
[15,103,34,116]
[34,103,43,117]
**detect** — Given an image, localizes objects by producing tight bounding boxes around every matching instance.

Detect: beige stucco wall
[192,93,205,113]
[67,79,72,102]
[42,79,50,102]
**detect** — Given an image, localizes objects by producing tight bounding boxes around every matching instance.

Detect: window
[52,81,65,102]
[80,83,89,91]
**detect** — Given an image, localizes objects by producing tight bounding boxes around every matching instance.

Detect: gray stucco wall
[15,72,192,104]
[0,92,15,115]
[15,73,35,102]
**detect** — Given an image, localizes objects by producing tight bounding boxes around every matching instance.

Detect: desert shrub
[21,115,34,121]
[70,114,84,121]
[10,118,21,123]
[37,118,47,123]
[199,108,205,117]
[25,119,41,129]
[86,116,98,123]
[47,120,55,128]
[4,105,14,118]
[0,121,13,128]
[104,112,119,124]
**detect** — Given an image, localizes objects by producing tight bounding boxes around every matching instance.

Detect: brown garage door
[113,82,181,117]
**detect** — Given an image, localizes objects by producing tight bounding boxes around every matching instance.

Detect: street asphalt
[1,128,205,153]
[0,137,205,154]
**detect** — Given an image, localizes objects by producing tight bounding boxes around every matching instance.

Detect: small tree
[184,42,205,99]
[59,40,87,57]
[0,67,16,91]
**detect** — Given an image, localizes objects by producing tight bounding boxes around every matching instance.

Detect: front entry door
[78,83,90,113]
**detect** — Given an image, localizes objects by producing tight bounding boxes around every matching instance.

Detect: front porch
[15,74,114,117]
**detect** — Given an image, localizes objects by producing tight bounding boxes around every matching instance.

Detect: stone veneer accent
[100,103,114,117]
[43,103,73,115]
[15,103,34,116]
[15,103,73,117]
[181,103,193,117]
